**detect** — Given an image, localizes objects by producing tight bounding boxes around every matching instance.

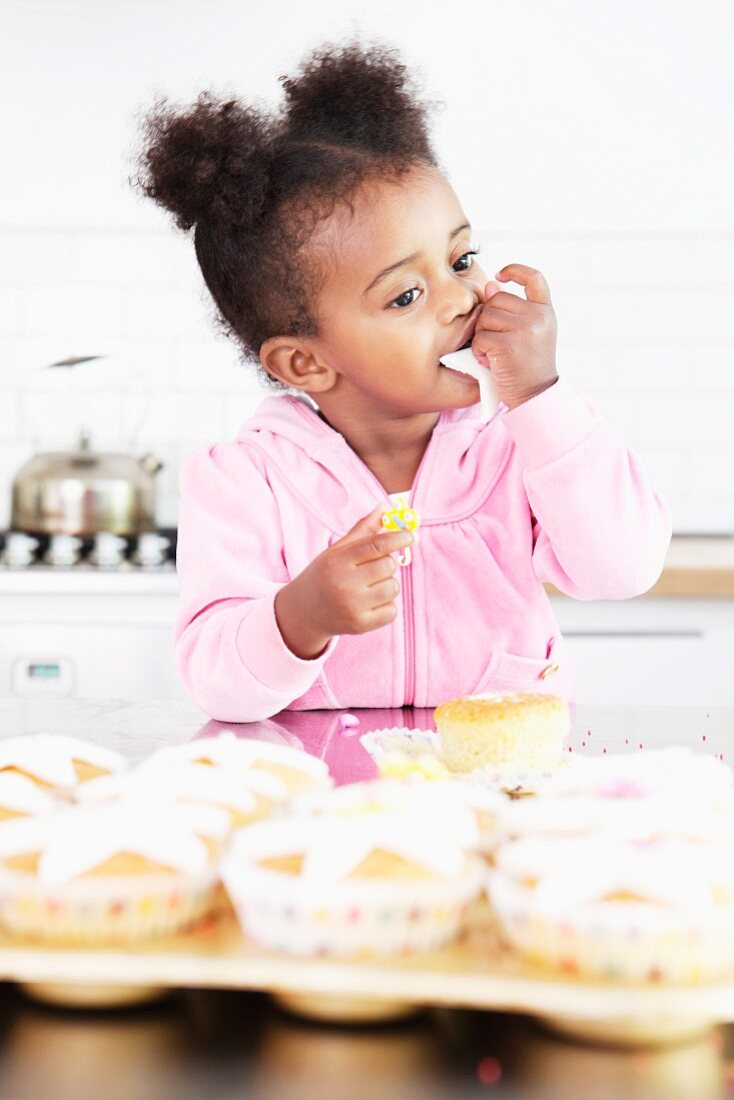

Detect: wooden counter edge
[545,569,734,599]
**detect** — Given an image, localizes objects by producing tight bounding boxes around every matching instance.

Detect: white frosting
[0,800,231,887]
[497,790,734,844]
[228,781,480,886]
[139,733,330,788]
[492,834,734,920]
[535,746,733,802]
[0,734,127,789]
[77,758,283,810]
[0,772,60,816]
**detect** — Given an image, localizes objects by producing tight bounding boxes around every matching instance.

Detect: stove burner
[0,528,177,570]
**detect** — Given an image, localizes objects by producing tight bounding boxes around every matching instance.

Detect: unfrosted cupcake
[0,734,127,797]
[0,799,230,943]
[220,780,485,957]
[486,748,734,982]
[434,693,569,784]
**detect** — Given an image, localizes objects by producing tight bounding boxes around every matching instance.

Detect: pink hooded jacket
[174,380,672,721]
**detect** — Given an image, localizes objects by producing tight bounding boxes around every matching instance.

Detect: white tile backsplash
[0,227,732,534]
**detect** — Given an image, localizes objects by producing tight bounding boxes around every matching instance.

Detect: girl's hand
[471,264,559,410]
[274,505,413,660]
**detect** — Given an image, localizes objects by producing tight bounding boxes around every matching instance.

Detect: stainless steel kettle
[11,427,164,537]
[10,353,164,537]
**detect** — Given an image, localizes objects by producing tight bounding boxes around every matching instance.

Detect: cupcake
[0,734,127,797]
[0,799,230,943]
[486,748,734,982]
[359,727,451,781]
[220,780,485,957]
[136,733,331,804]
[433,693,569,784]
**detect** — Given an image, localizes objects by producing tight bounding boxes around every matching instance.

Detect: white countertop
[1,698,732,766]
[0,564,178,596]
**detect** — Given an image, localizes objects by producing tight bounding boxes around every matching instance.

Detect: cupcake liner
[488,872,734,983]
[0,866,222,944]
[221,854,485,957]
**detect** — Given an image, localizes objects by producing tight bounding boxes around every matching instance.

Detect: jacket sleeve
[501,378,672,599]
[173,441,338,722]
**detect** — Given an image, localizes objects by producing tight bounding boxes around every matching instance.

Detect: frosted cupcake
[221,780,484,957]
[0,734,127,797]
[487,749,734,982]
[134,733,331,808]
[0,799,230,943]
[77,759,289,830]
[434,693,570,786]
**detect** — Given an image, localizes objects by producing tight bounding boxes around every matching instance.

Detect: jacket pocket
[470,636,569,698]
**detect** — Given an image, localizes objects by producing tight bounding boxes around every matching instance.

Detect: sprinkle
[586,730,592,737]
[703,735,707,742]
[477,1056,502,1086]
[624,739,629,745]
[581,742,586,748]
[602,748,607,754]
[639,743,644,750]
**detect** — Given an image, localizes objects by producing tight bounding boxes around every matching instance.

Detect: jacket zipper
[402,555,415,705]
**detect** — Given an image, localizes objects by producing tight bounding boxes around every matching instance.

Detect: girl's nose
[438,276,478,325]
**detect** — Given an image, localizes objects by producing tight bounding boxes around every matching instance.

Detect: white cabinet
[1,569,731,706]
[550,595,734,706]
[0,573,185,700]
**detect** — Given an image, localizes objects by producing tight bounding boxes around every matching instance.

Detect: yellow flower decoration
[381,496,421,567]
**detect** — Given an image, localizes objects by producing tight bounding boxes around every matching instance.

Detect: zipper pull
[380,496,421,568]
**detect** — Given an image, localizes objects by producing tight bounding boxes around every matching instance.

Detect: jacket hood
[233,392,511,525]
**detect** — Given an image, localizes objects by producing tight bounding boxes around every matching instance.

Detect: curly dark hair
[128,38,444,390]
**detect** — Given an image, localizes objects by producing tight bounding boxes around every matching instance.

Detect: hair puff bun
[130,90,273,232]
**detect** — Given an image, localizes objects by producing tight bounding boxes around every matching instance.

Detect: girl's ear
[259,337,337,393]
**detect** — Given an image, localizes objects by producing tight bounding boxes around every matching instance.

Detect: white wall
[1,0,732,531]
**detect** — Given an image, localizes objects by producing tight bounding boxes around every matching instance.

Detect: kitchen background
[0,0,732,704]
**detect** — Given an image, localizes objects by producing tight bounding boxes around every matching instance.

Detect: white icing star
[0,734,127,789]
[0,799,230,887]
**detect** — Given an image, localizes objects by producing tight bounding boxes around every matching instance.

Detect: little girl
[132,39,671,722]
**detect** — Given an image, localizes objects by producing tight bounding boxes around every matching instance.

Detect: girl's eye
[453,247,480,272]
[388,247,481,309]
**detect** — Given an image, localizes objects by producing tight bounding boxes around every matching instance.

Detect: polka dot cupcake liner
[221,856,486,957]
[488,872,734,984]
[0,866,222,945]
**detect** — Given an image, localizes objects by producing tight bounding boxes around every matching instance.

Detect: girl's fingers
[357,555,397,586]
[474,306,515,334]
[368,577,401,606]
[494,265,552,305]
[349,529,413,565]
[480,289,526,315]
[472,329,511,358]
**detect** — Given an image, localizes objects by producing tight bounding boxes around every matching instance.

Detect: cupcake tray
[1,900,734,1036]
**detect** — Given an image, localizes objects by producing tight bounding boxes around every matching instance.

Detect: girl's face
[305,164,490,416]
